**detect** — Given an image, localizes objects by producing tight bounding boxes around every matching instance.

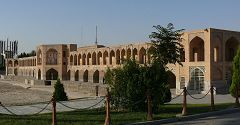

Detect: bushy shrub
[53,78,68,101]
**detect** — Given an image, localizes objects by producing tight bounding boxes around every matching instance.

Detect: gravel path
[0,81,52,106]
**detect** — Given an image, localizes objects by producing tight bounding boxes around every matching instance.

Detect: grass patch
[0,103,234,125]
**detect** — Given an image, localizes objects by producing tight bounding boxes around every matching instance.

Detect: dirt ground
[0,81,52,106]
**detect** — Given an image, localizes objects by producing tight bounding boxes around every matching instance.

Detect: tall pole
[95,25,98,45]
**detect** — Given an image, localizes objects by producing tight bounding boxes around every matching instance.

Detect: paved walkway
[0,97,105,115]
[164,111,240,125]
[169,94,235,104]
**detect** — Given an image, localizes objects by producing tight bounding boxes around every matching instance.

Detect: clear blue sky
[0,0,240,53]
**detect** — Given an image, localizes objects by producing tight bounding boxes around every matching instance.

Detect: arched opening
[46,49,58,65]
[116,50,120,64]
[190,37,204,62]
[8,60,13,67]
[127,48,131,59]
[188,67,205,93]
[139,47,146,64]
[121,49,126,63]
[33,70,35,77]
[167,71,176,89]
[180,48,185,62]
[70,55,73,65]
[74,54,77,65]
[46,68,58,80]
[14,69,18,76]
[133,48,138,60]
[87,53,91,65]
[83,70,88,82]
[66,70,70,80]
[78,54,81,65]
[75,70,79,81]
[97,51,102,65]
[225,37,239,61]
[109,50,115,65]
[37,49,42,65]
[103,51,108,65]
[147,46,154,64]
[212,67,222,81]
[14,60,18,67]
[93,70,99,83]
[82,54,86,65]
[92,52,97,65]
[38,69,41,80]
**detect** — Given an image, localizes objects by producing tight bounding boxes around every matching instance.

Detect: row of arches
[7,60,18,67]
[18,59,36,67]
[37,48,58,65]
[67,70,101,83]
[189,36,239,62]
[69,47,152,66]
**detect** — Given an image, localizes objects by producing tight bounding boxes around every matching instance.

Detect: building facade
[5,28,240,94]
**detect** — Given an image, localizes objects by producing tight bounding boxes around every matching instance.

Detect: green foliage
[149,23,184,66]
[53,78,68,101]
[105,59,171,111]
[18,50,36,58]
[230,49,240,97]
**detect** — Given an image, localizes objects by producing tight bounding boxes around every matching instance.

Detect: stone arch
[93,70,99,83]
[133,48,138,60]
[70,55,73,65]
[127,48,131,59]
[14,69,18,76]
[116,49,120,64]
[109,50,115,65]
[46,68,58,80]
[74,54,77,65]
[37,49,42,65]
[225,37,239,61]
[75,70,79,81]
[82,54,86,65]
[121,49,126,62]
[189,36,204,62]
[92,52,97,65]
[8,60,13,67]
[139,47,146,64]
[97,51,102,65]
[103,51,108,65]
[167,71,176,89]
[66,70,70,80]
[46,48,58,65]
[14,60,18,67]
[83,70,88,82]
[87,53,91,65]
[38,69,41,80]
[78,54,81,65]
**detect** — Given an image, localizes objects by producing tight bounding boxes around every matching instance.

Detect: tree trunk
[147,89,153,121]
[235,84,239,107]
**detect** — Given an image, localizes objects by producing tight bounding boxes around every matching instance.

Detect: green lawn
[0,103,234,125]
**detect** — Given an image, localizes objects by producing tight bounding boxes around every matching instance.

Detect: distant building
[5,28,240,94]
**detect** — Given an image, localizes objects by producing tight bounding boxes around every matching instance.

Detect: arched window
[93,70,99,83]
[70,55,73,65]
[225,37,239,61]
[46,49,58,65]
[139,47,146,64]
[83,70,88,82]
[75,70,79,81]
[38,69,41,80]
[103,51,108,65]
[189,67,204,92]
[190,37,204,62]
[116,50,120,64]
[97,52,102,65]
[109,50,115,65]
[74,54,77,65]
[92,52,97,65]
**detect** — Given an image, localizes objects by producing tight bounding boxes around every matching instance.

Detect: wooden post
[235,84,239,107]
[182,87,187,116]
[147,89,153,121]
[210,86,215,111]
[104,89,110,125]
[52,95,57,125]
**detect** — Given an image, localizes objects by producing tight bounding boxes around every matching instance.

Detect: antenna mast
[95,25,98,45]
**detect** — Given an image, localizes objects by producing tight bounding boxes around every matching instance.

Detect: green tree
[149,23,184,66]
[53,78,68,101]
[230,49,240,105]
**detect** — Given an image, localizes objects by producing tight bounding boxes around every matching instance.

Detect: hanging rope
[186,89,211,100]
